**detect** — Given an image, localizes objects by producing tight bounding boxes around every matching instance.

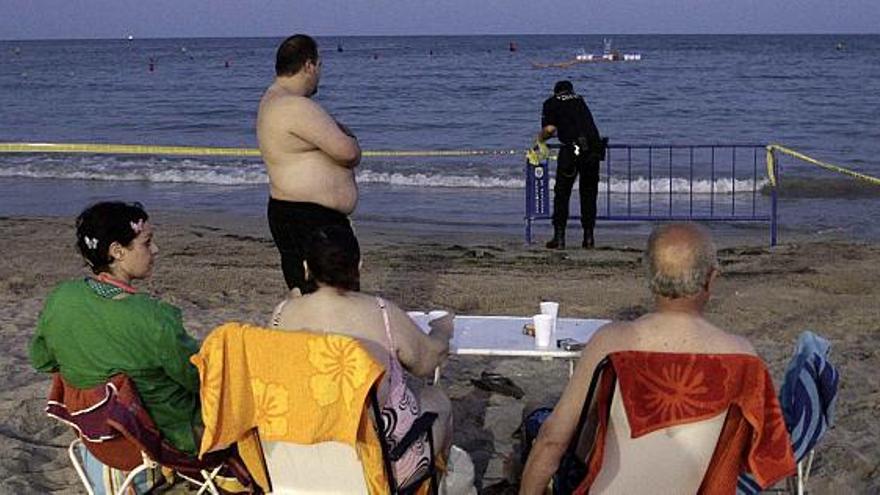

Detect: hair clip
[84,236,98,250]
[130,219,144,234]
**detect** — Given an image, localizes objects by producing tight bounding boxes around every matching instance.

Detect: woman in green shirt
[30,201,202,455]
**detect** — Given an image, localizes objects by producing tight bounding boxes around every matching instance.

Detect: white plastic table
[409,313,610,375]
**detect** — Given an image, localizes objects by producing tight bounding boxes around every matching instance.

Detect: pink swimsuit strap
[376,297,397,351]
[377,297,404,376]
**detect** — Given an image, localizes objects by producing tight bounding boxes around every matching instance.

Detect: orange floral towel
[190,322,387,493]
[578,352,795,494]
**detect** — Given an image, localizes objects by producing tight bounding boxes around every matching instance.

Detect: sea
[1,35,878,243]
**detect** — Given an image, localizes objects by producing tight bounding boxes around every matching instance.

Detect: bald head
[645,223,718,299]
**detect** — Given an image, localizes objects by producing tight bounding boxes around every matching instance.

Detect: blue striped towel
[737,330,839,495]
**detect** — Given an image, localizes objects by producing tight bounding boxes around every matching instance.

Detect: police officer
[536,80,603,249]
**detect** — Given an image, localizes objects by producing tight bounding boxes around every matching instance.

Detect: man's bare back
[592,311,755,357]
[257,81,361,214]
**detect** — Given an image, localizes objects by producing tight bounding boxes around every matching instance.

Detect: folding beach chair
[192,322,441,495]
[737,331,839,495]
[256,385,439,494]
[45,373,252,495]
[557,351,795,494]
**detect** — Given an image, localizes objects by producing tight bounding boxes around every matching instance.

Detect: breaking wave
[0,155,769,193]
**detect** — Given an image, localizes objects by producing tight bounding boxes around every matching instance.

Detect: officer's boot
[582,229,595,249]
[546,226,566,249]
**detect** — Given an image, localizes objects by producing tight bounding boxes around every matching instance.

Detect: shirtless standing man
[257,34,361,292]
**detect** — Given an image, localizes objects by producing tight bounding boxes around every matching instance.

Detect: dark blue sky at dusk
[1,0,878,40]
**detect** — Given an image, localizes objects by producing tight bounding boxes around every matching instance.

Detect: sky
[0,0,878,40]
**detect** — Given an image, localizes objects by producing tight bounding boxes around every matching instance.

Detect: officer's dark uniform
[541,85,603,248]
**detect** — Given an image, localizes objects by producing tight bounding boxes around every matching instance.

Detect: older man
[519,223,757,493]
[257,34,361,292]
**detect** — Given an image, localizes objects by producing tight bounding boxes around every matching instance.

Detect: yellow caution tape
[0,142,520,159]
[766,147,777,187]
[365,149,520,157]
[766,144,880,187]
[0,142,261,157]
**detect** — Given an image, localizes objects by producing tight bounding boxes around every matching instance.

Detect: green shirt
[30,279,201,454]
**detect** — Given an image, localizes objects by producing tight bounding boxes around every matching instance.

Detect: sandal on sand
[470,371,525,399]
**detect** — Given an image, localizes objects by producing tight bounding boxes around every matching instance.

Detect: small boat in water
[575,38,641,62]
[531,38,641,69]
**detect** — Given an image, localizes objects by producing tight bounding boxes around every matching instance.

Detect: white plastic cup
[533,314,554,348]
[540,301,559,335]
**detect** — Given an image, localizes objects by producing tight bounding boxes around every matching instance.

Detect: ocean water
[0,35,878,242]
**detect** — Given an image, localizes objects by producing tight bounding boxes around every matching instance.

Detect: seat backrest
[573,352,795,494]
[48,372,253,492]
[261,441,370,494]
[779,330,839,461]
[193,323,390,494]
[737,331,840,495]
[46,373,145,471]
[591,383,726,494]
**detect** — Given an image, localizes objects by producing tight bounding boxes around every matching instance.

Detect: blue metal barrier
[525,143,779,245]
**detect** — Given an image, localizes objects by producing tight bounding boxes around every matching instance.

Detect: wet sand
[1,215,878,493]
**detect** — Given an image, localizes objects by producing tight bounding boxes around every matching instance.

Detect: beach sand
[1,214,878,494]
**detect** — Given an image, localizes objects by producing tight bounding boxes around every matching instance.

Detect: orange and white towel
[579,351,796,494]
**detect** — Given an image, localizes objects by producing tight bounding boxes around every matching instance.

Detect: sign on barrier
[524,160,550,243]
[527,161,550,217]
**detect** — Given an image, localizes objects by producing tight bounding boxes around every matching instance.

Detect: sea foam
[0,156,767,193]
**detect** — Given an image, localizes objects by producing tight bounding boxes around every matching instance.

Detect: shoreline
[1,214,878,493]
[2,176,880,247]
